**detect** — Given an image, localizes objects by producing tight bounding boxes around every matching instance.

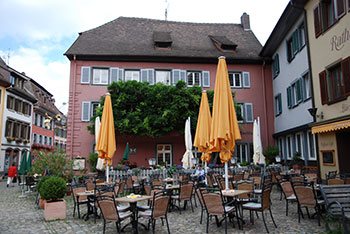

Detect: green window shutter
[278,94,282,114]
[296,78,303,103]
[287,87,292,108]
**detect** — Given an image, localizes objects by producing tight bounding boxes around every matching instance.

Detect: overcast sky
[0,0,290,114]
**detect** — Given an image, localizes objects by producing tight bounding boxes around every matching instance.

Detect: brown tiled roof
[0,57,11,87]
[65,17,262,63]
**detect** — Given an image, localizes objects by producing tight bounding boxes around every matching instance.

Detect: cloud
[0,47,69,114]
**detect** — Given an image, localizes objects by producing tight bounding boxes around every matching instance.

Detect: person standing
[7,163,17,187]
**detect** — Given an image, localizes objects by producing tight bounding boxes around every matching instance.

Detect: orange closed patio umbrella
[95,93,116,182]
[209,56,241,190]
[194,91,212,179]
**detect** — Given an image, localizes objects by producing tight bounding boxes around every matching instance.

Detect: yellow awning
[312,119,350,134]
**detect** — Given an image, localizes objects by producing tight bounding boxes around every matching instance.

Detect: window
[10,76,15,85]
[228,72,242,88]
[14,99,22,113]
[274,94,282,116]
[307,130,316,160]
[236,103,254,123]
[302,72,312,100]
[286,37,294,62]
[235,143,253,163]
[5,119,14,137]
[39,135,42,144]
[172,70,186,85]
[187,71,201,86]
[278,137,284,160]
[141,69,154,84]
[33,133,37,143]
[7,96,15,110]
[298,23,306,48]
[156,144,172,166]
[286,29,300,62]
[44,136,47,145]
[155,70,171,85]
[236,103,244,122]
[287,78,304,108]
[91,102,100,117]
[314,0,346,37]
[5,119,30,139]
[272,54,280,78]
[286,135,292,160]
[295,132,304,159]
[319,57,350,104]
[92,68,109,85]
[125,70,140,82]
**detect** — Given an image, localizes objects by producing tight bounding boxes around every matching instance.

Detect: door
[336,130,350,174]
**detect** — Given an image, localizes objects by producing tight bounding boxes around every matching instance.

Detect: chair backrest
[118,181,126,194]
[261,184,272,211]
[202,192,224,215]
[280,181,294,197]
[96,195,119,221]
[196,187,207,207]
[126,177,133,188]
[152,180,163,186]
[250,176,261,189]
[292,181,316,207]
[72,185,87,202]
[233,174,243,181]
[86,182,95,191]
[206,175,213,187]
[180,183,193,200]
[132,176,138,184]
[144,184,152,196]
[237,180,254,199]
[152,195,170,218]
[291,176,305,183]
[327,178,344,185]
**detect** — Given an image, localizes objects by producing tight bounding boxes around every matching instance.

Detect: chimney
[241,12,250,31]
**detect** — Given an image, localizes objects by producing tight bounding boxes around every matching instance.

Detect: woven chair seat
[138,210,152,218]
[242,202,261,209]
[254,189,262,194]
[119,211,133,219]
[224,206,235,213]
[117,205,130,212]
[171,195,179,199]
[287,194,296,200]
[137,205,151,211]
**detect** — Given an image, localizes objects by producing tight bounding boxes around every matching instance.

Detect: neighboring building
[260,2,316,166]
[25,79,60,154]
[0,59,36,174]
[65,15,275,167]
[303,0,350,178]
[54,112,67,152]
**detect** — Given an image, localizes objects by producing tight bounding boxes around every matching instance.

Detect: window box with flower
[16,138,23,143]
[6,137,15,142]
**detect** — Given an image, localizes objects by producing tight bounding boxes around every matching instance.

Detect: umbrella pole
[225,162,229,190]
[18,175,26,198]
[204,162,208,185]
[106,165,109,183]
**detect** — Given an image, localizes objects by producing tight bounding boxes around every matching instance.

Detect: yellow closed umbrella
[209,56,241,189]
[194,91,212,163]
[95,93,116,182]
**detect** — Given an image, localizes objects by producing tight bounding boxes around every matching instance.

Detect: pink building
[65,14,274,168]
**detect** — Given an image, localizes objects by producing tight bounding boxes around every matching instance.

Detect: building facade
[0,59,36,174]
[65,15,274,168]
[304,0,350,178]
[260,2,317,166]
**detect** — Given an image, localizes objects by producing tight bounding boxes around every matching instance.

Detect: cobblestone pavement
[0,180,327,234]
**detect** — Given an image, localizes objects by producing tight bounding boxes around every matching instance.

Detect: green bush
[88,153,98,172]
[30,149,74,182]
[39,176,67,201]
[37,176,51,193]
[263,145,279,165]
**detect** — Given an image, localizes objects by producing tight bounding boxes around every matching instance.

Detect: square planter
[44,199,66,221]
[39,198,46,209]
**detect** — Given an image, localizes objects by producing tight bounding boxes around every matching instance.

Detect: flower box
[44,199,66,221]
[6,137,14,142]
[16,138,23,143]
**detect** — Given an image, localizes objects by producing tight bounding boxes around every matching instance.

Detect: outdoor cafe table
[163,178,179,183]
[116,195,152,234]
[76,190,96,221]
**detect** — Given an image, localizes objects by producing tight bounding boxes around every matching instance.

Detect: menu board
[322,150,335,166]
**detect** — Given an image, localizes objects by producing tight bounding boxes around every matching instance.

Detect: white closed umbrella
[181,117,194,169]
[95,117,105,171]
[253,116,265,165]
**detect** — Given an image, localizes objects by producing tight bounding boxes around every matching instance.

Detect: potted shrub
[37,176,51,209]
[263,145,279,165]
[39,176,67,221]
[292,152,304,170]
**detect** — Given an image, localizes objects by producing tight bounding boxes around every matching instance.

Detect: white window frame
[155,70,171,85]
[228,72,242,88]
[278,137,284,160]
[302,72,312,100]
[286,135,293,160]
[125,70,140,82]
[307,130,317,160]
[156,144,172,166]
[236,103,244,123]
[92,68,109,85]
[236,144,248,163]
[187,71,201,87]
[295,132,304,159]
[91,102,100,117]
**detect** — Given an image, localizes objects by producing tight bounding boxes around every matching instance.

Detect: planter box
[39,198,46,209]
[44,199,66,221]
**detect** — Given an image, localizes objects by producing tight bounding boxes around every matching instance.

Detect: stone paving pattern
[0,181,327,234]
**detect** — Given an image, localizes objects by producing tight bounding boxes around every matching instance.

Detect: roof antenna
[164,0,169,21]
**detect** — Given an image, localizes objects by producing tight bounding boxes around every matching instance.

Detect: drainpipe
[69,55,77,159]
[261,60,270,147]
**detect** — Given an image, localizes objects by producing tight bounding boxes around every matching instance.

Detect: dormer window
[209,35,237,52]
[153,31,172,50]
